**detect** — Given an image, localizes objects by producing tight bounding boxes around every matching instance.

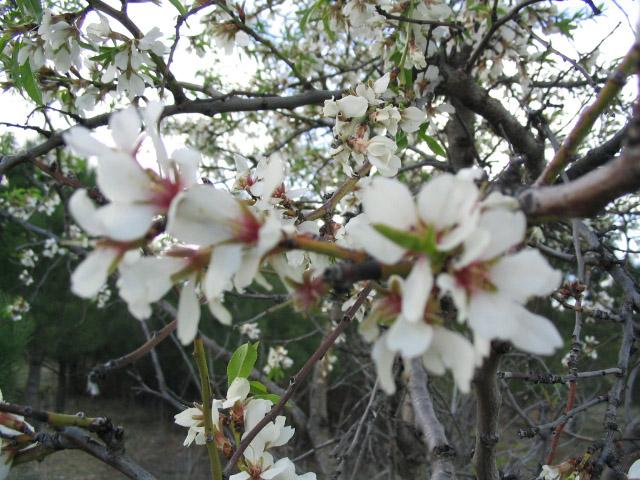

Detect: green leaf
[423,135,446,157]
[168,0,188,16]
[249,380,268,394]
[321,10,337,42]
[227,342,259,386]
[252,393,281,404]
[373,224,426,252]
[395,130,408,150]
[17,0,42,21]
[19,61,42,105]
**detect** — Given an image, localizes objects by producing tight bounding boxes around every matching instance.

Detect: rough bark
[473,348,503,480]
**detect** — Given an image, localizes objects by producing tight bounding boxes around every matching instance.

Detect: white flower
[239,322,262,340]
[336,95,369,118]
[371,106,401,135]
[365,271,475,394]
[399,106,426,133]
[349,174,480,265]
[437,208,563,356]
[174,400,222,447]
[65,103,200,243]
[366,136,400,177]
[167,186,284,309]
[539,465,560,480]
[223,377,251,408]
[117,256,187,319]
[628,459,640,479]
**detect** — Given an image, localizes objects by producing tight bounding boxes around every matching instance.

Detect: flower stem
[194,339,223,480]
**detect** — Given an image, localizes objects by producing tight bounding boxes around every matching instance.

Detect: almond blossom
[174,399,223,447]
[437,208,563,356]
[65,103,199,243]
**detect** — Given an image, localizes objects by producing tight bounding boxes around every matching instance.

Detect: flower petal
[401,257,432,323]
[509,306,563,355]
[167,185,239,245]
[95,203,157,241]
[177,278,201,345]
[71,247,119,298]
[489,249,562,302]
[476,209,526,261]
[69,189,105,237]
[96,152,154,203]
[372,334,397,394]
[362,177,418,230]
[109,106,141,153]
[205,244,243,300]
[386,316,433,358]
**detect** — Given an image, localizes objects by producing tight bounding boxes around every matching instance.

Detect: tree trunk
[55,360,68,411]
[25,350,44,409]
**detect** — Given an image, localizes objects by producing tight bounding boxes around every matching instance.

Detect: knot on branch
[433,444,456,459]
[518,427,539,439]
[479,433,499,446]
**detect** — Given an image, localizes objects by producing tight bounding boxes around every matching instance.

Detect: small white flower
[366,136,400,177]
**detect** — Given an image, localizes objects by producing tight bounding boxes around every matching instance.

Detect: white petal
[209,299,232,325]
[143,101,169,173]
[109,106,141,153]
[477,209,526,261]
[64,127,110,158]
[95,203,157,241]
[177,278,201,345]
[372,334,397,394]
[628,459,640,479]
[172,148,201,188]
[244,398,273,432]
[224,377,250,407]
[336,95,368,118]
[96,152,154,203]
[229,473,251,480]
[363,177,418,230]
[509,306,563,355]
[373,72,390,94]
[167,185,239,245]
[69,189,105,236]
[234,249,263,291]
[418,174,479,244]
[346,215,407,264]
[401,258,432,323]
[489,249,562,302]
[430,327,475,393]
[71,248,119,298]
[386,316,433,358]
[467,292,518,341]
[205,244,243,299]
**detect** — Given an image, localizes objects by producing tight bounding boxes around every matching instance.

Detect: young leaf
[423,135,446,157]
[168,0,188,16]
[227,342,258,386]
[19,61,42,105]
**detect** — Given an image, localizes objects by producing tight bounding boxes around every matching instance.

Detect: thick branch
[519,146,640,218]
[408,359,456,480]
[473,347,503,480]
[439,63,544,176]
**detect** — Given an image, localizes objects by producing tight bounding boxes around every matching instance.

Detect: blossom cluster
[64,102,297,345]
[174,377,315,479]
[347,170,563,393]
[323,73,426,177]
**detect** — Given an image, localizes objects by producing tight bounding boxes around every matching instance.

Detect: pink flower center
[234,212,262,244]
[152,178,182,210]
[454,262,493,294]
